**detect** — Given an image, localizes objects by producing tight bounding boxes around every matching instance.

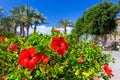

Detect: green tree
[83,2,120,43]
[10,6,26,36]
[73,18,85,37]
[57,19,73,34]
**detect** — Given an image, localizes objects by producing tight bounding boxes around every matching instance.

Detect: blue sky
[0,0,118,26]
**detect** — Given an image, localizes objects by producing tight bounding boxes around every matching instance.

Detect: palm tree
[10,5,46,37]
[57,19,73,34]
[32,12,46,32]
[0,17,13,32]
[11,17,20,35]
[10,6,25,36]
[23,5,34,37]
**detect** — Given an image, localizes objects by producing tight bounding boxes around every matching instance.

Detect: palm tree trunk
[27,25,29,38]
[23,26,25,37]
[26,22,30,38]
[14,25,17,35]
[20,24,22,36]
[22,23,25,37]
[34,24,37,32]
[64,26,67,34]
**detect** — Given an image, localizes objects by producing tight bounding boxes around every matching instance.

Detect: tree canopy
[74,2,120,36]
[73,18,84,37]
[84,2,120,35]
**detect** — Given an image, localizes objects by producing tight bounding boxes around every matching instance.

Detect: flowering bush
[0,30,16,38]
[0,28,114,80]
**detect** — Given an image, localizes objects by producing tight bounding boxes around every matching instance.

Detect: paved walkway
[104,51,120,80]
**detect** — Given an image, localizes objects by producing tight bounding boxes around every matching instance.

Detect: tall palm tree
[0,17,13,32]
[10,5,46,37]
[57,19,73,34]
[23,5,34,37]
[32,12,46,32]
[11,17,20,35]
[10,6,25,36]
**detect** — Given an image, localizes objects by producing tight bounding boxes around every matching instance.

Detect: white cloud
[36,25,52,35]
[58,27,73,34]
[17,25,73,35]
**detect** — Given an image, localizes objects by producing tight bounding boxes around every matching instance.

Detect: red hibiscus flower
[28,47,36,56]
[0,37,5,43]
[19,47,48,70]
[51,37,69,55]
[42,56,49,64]
[78,58,84,64]
[54,29,60,32]
[19,49,34,67]
[7,44,19,51]
[104,64,114,78]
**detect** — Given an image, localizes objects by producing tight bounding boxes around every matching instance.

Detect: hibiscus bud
[54,29,60,32]
[8,44,19,51]
[78,58,84,64]
[0,37,5,43]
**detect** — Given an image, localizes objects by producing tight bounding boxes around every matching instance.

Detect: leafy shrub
[0,29,114,80]
[0,30,16,38]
